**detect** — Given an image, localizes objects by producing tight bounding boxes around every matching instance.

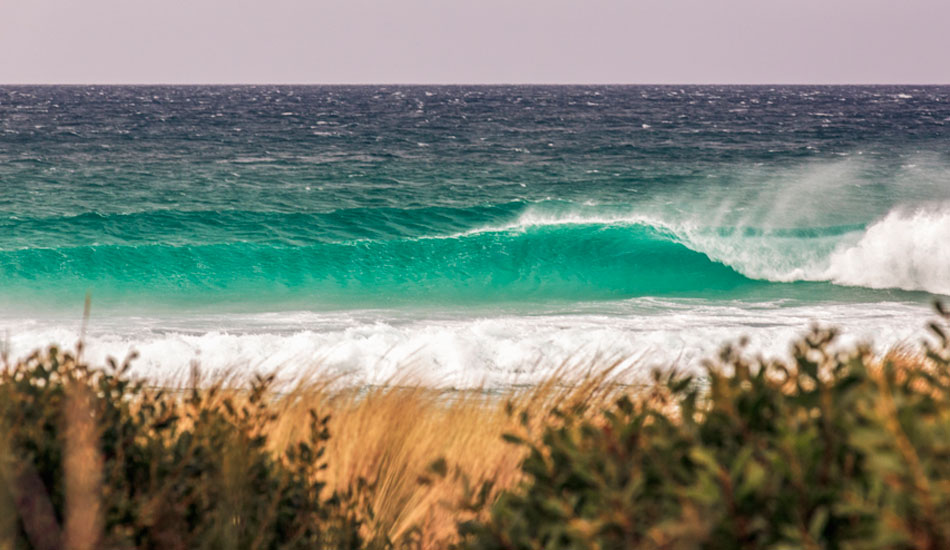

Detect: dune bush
[455,304,950,550]
[0,349,361,549]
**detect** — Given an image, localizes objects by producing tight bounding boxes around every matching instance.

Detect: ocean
[1,85,947,386]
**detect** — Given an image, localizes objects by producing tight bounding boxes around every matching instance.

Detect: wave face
[0,197,950,306]
[2,199,947,308]
[0,214,756,306]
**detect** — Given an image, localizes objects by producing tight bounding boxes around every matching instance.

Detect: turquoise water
[1,86,948,385]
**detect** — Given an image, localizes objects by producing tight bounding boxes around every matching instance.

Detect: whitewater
[1,85,948,387]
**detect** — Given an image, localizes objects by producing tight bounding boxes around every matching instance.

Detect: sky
[1,0,948,84]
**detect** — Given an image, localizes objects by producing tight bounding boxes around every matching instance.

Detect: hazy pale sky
[1,0,948,84]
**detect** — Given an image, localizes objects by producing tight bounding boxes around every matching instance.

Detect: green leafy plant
[0,348,362,549]
[457,304,950,550]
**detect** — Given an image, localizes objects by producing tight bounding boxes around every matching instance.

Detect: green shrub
[0,348,362,549]
[457,305,950,550]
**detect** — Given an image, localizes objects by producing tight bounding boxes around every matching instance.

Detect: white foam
[674,225,843,283]
[824,207,950,295]
[0,300,932,389]
[680,205,950,296]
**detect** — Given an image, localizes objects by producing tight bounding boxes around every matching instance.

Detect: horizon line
[2,82,950,87]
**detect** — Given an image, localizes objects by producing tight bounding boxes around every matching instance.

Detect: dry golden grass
[117,357,639,547]
[63,383,102,550]
[255,359,637,547]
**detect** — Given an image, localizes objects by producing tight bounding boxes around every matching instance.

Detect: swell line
[0,223,755,306]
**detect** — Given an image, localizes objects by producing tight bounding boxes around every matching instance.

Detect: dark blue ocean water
[1,86,948,384]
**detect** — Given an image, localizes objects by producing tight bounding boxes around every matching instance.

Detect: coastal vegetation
[1,305,950,549]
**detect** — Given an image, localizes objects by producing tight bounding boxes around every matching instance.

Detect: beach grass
[262,361,634,548]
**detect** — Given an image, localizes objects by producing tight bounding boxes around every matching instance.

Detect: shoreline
[0,298,932,390]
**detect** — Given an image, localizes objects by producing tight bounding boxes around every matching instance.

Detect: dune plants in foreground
[1,305,950,548]
[456,305,950,550]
